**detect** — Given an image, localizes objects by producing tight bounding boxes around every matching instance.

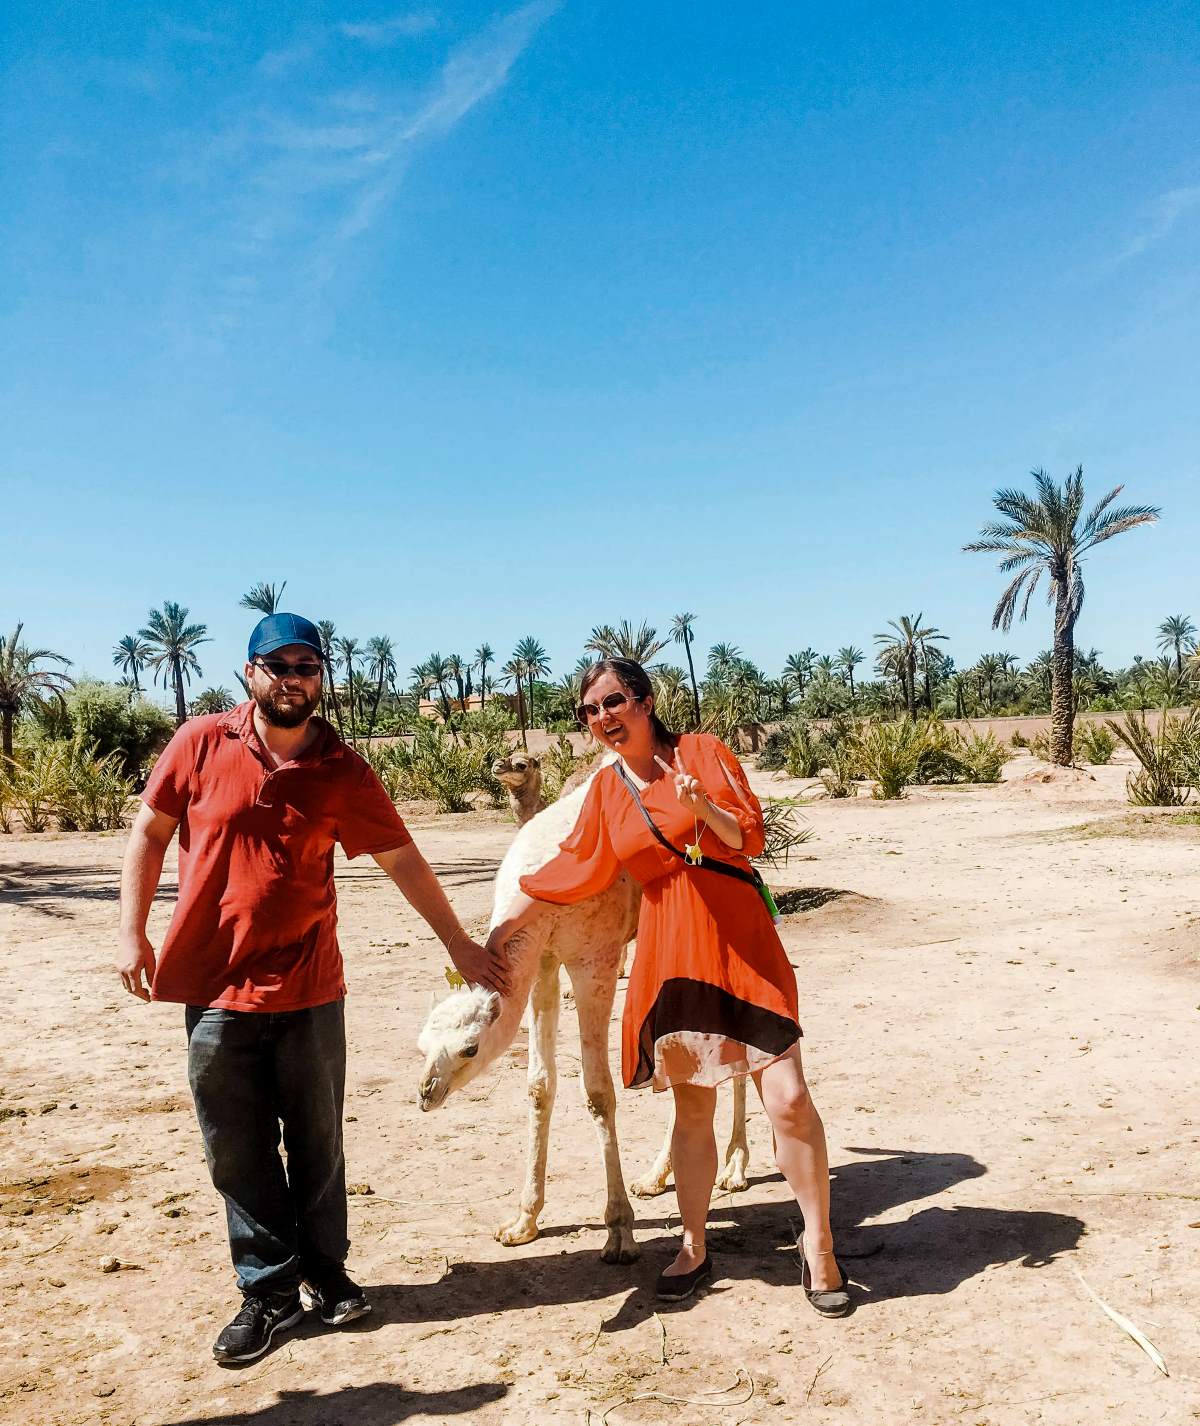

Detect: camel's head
[417,985,503,1111]
[491,752,541,795]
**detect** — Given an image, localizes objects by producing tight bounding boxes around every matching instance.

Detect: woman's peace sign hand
[654,751,707,815]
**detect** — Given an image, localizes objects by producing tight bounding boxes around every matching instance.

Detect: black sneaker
[212,1291,303,1364]
[299,1268,371,1326]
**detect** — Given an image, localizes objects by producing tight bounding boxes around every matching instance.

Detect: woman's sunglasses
[253,656,324,679]
[576,691,635,724]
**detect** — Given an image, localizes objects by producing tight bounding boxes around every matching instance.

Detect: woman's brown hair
[579,657,678,747]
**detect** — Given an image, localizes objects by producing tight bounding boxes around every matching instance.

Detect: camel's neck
[507,784,547,827]
[479,921,547,1064]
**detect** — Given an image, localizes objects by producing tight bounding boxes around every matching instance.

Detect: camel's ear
[528,755,541,768]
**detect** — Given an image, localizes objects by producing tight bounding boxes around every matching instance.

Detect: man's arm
[372,842,510,995]
[117,802,180,1001]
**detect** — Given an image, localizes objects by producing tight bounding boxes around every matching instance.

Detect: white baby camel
[417,760,749,1262]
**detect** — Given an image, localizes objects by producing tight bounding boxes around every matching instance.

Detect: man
[117,612,508,1364]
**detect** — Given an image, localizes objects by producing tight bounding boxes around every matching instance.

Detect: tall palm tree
[514,637,550,730]
[706,643,743,686]
[976,653,1002,711]
[112,634,151,694]
[875,614,946,717]
[316,620,345,736]
[835,646,864,704]
[363,635,397,739]
[192,686,235,715]
[584,621,667,665]
[446,654,470,715]
[501,656,529,748]
[0,625,74,761]
[335,636,361,744]
[239,580,287,615]
[1157,615,1196,675]
[783,649,816,696]
[670,613,702,728]
[966,467,1159,764]
[139,602,210,726]
[422,653,454,723]
[474,643,495,704]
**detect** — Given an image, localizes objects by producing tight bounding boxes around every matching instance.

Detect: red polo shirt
[142,702,412,1012]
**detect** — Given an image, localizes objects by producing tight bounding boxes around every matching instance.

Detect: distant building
[416,693,516,722]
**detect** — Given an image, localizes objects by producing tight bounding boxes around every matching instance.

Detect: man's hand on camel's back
[451,933,511,997]
[654,752,706,813]
[116,931,157,1001]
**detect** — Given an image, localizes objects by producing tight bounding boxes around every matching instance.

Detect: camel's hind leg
[565,954,639,1263]
[495,953,561,1248]
[634,1075,750,1197]
[716,1074,750,1192]
[629,1103,674,1199]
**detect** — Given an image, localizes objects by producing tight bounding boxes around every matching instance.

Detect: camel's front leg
[495,954,561,1248]
[629,1102,674,1199]
[566,957,639,1263]
[716,1074,750,1192]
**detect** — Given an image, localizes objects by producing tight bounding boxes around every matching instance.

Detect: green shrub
[759,801,814,865]
[819,744,858,798]
[853,719,927,799]
[63,682,174,776]
[954,731,1010,783]
[53,740,136,831]
[1029,731,1052,761]
[1075,723,1116,766]
[784,720,827,779]
[756,729,789,772]
[1010,730,1029,748]
[913,719,963,784]
[1107,710,1198,807]
[4,744,58,832]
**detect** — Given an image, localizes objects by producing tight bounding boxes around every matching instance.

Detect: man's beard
[254,687,320,728]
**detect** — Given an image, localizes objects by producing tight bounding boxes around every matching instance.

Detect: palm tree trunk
[2,708,13,761]
[905,652,916,718]
[365,669,385,741]
[516,684,527,749]
[172,656,187,725]
[1050,582,1075,765]
[324,658,346,737]
[683,639,701,728]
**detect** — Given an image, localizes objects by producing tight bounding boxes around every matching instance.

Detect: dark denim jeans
[185,1000,348,1297]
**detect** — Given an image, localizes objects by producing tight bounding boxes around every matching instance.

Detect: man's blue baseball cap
[247,613,323,662]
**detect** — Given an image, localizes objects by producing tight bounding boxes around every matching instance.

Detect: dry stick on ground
[598,1369,754,1424]
[805,1354,833,1403]
[652,1312,668,1366]
[24,1235,68,1260]
[1073,1267,1168,1376]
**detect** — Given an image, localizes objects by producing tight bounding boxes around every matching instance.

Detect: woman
[487,658,848,1312]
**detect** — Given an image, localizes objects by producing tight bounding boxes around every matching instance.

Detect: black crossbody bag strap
[613,761,763,890]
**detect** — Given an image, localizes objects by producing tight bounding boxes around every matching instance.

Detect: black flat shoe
[655,1254,712,1302]
[800,1252,851,1317]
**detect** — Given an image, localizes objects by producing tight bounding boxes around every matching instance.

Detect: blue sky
[2,1,1197,695]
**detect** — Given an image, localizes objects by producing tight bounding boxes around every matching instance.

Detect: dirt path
[1,753,1197,1425]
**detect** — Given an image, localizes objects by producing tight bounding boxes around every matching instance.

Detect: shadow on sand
[360,1147,1083,1335]
[158,1381,508,1426]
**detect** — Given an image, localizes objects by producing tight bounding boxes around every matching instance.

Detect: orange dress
[520,733,801,1092]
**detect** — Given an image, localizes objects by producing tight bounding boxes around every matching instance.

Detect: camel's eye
[462,1043,479,1059]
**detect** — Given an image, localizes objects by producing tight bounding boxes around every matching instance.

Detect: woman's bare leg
[753,1044,842,1290]
[663,1082,717,1276]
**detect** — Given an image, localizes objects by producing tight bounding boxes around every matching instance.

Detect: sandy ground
[1,750,1198,1426]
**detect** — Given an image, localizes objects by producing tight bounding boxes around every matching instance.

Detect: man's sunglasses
[576,691,635,724]
[253,656,324,679]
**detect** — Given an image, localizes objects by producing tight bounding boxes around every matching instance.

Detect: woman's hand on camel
[448,928,511,996]
[655,751,707,815]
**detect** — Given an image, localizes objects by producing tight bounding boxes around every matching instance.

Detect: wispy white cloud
[185,0,561,331]
[1113,185,1200,265]
[338,12,439,45]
